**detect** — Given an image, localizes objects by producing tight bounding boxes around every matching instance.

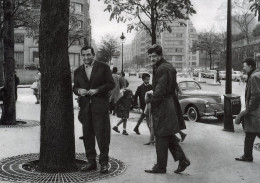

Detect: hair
[121,71,125,77]
[147,44,163,56]
[112,67,118,73]
[142,73,150,80]
[243,57,256,69]
[81,45,95,56]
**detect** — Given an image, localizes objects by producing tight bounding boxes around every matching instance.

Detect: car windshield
[178,81,201,91]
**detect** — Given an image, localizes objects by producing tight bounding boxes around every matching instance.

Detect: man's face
[82,49,94,65]
[243,62,253,74]
[149,52,162,65]
[143,77,150,84]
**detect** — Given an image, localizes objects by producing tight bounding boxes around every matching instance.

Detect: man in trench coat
[144,44,190,174]
[235,57,260,162]
[73,46,115,173]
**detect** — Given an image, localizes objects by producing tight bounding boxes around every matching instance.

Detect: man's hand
[235,109,247,125]
[88,89,99,96]
[79,89,88,96]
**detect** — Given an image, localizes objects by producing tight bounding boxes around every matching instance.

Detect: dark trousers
[244,132,260,158]
[135,112,146,128]
[82,104,111,165]
[156,135,186,169]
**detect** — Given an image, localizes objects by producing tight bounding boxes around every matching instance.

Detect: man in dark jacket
[235,57,260,162]
[73,46,115,173]
[145,44,190,174]
[133,73,153,134]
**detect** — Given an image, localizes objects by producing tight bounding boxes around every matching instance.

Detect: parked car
[232,71,242,81]
[219,71,226,80]
[25,64,38,70]
[129,71,137,76]
[204,70,216,78]
[177,78,224,122]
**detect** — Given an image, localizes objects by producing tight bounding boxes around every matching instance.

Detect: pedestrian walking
[216,69,221,84]
[112,89,133,135]
[235,57,260,162]
[119,71,129,89]
[14,71,20,101]
[144,44,190,174]
[73,45,115,174]
[109,67,121,115]
[33,68,41,104]
[132,73,153,135]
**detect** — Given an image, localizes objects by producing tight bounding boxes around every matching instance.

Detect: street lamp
[120,32,126,73]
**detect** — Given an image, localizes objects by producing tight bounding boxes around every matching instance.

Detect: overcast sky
[90,0,227,45]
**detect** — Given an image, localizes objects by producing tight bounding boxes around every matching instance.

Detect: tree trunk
[151,6,156,45]
[209,53,212,69]
[1,0,16,125]
[39,0,76,172]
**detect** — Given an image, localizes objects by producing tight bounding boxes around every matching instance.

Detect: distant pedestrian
[109,67,121,115]
[239,71,244,85]
[112,89,133,135]
[14,71,20,101]
[33,68,41,104]
[132,73,153,135]
[216,69,221,84]
[144,44,190,174]
[119,72,129,89]
[235,57,260,162]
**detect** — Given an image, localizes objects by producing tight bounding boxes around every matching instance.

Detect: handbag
[30,81,38,90]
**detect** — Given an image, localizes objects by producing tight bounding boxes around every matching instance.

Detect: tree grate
[0,120,40,128]
[254,143,260,152]
[0,153,126,182]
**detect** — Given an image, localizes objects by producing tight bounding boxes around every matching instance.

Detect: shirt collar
[84,60,95,68]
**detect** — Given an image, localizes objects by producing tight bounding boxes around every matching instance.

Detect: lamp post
[120,32,125,73]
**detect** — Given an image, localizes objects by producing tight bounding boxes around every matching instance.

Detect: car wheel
[186,105,200,122]
[217,115,224,121]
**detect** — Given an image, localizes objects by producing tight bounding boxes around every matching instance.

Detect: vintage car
[129,71,137,76]
[177,78,224,122]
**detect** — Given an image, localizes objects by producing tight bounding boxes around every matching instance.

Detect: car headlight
[205,102,210,108]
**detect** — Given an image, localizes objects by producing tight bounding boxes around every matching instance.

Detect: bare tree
[192,30,223,69]
[217,0,256,44]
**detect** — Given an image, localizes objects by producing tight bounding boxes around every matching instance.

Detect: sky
[89,0,227,45]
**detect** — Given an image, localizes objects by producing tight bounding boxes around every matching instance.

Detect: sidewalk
[0,100,260,183]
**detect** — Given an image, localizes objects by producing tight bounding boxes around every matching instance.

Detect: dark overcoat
[244,69,260,132]
[151,58,186,136]
[73,61,115,123]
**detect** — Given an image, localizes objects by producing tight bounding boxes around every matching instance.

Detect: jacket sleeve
[133,86,140,106]
[96,64,115,93]
[151,67,168,106]
[73,70,81,96]
[247,75,260,112]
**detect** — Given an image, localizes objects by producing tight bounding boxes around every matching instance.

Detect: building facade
[129,20,199,72]
[14,0,91,69]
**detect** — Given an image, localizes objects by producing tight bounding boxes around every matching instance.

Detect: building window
[14,52,24,68]
[141,48,145,52]
[70,3,83,14]
[141,43,145,46]
[192,56,197,60]
[192,51,196,54]
[69,53,80,67]
[14,33,24,43]
[175,55,182,61]
[175,48,183,53]
[192,62,197,65]
[175,33,183,38]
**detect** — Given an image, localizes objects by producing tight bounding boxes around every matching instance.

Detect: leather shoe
[235,155,253,162]
[80,162,97,172]
[100,164,109,174]
[174,158,190,173]
[133,128,140,135]
[145,164,166,174]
